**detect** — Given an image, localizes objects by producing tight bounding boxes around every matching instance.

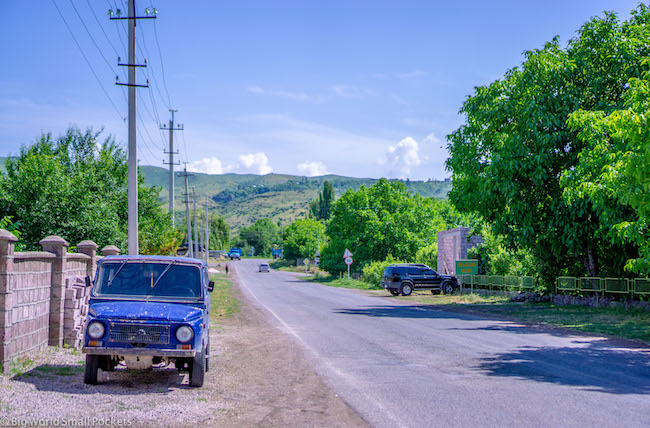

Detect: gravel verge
[0,278,367,427]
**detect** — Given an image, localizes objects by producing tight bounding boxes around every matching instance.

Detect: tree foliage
[282,218,325,261]
[208,213,230,250]
[446,7,650,281]
[564,73,650,276]
[237,218,281,256]
[320,179,446,273]
[0,127,179,253]
[309,181,335,220]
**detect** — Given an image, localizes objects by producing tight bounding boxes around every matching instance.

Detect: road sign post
[344,256,353,280]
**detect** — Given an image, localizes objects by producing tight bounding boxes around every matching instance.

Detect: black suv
[381,264,458,296]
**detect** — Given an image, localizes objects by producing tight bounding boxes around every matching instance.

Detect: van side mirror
[85,276,92,288]
[208,281,214,292]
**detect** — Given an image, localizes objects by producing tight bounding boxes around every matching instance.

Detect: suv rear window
[407,267,423,275]
[383,267,394,277]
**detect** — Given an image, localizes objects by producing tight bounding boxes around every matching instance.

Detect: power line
[51,0,124,122]
[150,3,173,108]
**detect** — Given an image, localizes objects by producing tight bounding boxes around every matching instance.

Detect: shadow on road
[477,342,650,395]
[334,305,481,320]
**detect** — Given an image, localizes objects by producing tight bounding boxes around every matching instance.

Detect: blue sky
[0,1,642,180]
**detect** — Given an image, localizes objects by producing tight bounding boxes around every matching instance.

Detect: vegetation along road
[233,259,650,428]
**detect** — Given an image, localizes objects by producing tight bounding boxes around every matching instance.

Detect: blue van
[82,256,213,387]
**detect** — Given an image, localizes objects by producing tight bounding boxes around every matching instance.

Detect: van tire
[189,347,206,387]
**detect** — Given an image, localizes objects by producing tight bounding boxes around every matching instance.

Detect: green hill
[140,166,452,231]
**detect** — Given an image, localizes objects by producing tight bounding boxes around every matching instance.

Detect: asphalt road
[233,259,650,428]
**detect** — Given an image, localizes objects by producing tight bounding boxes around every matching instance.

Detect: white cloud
[423,132,442,146]
[237,152,273,175]
[247,85,314,102]
[383,137,422,179]
[297,161,328,177]
[331,85,374,98]
[188,156,231,174]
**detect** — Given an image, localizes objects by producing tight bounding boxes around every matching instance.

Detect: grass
[307,272,381,290]
[210,273,239,321]
[30,364,84,377]
[373,290,650,343]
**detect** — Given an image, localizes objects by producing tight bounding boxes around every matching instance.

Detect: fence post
[40,235,69,347]
[77,240,98,279]
[0,230,18,371]
[101,245,120,257]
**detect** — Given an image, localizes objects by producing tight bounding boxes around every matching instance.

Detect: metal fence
[458,274,535,292]
[459,274,650,299]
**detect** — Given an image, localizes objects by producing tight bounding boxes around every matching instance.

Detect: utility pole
[202,201,210,262]
[110,1,157,255]
[161,109,182,228]
[179,164,194,258]
[192,188,199,259]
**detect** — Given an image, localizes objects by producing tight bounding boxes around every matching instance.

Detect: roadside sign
[303,258,310,265]
[345,257,353,266]
[314,257,320,263]
[315,250,320,257]
[456,259,479,275]
[343,249,353,258]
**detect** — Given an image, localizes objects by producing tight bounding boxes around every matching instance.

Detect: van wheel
[189,347,206,387]
[442,281,455,294]
[400,283,413,296]
[84,355,99,385]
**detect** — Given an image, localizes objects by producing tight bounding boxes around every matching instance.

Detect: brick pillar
[101,245,120,257]
[0,229,18,371]
[77,240,98,278]
[40,236,69,347]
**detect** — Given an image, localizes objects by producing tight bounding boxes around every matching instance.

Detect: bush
[361,256,406,285]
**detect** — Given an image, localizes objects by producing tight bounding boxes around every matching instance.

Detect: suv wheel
[400,282,413,296]
[84,355,99,385]
[189,347,206,387]
[442,281,455,295]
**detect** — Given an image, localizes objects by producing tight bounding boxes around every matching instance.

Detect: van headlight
[175,325,194,343]
[87,321,105,339]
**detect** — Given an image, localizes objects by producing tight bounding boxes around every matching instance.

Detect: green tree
[0,127,178,253]
[208,213,230,250]
[446,7,650,283]
[309,181,335,220]
[282,218,325,260]
[238,218,281,256]
[564,73,650,276]
[320,179,446,273]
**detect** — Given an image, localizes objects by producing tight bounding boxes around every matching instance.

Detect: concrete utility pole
[161,109,182,228]
[126,0,138,255]
[179,164,194,258]
[192,188,199,259]
[202,202,210,262]
[110,1,157,255]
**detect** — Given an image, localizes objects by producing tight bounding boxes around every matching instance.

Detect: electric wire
[51,0,125,123]
[67,0,128,105]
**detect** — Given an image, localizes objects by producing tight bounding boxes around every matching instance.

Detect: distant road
[233,259,650,428]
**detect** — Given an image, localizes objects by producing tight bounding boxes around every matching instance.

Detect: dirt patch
[0,278,366,427]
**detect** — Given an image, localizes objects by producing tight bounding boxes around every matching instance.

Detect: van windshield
[94,262,202,300]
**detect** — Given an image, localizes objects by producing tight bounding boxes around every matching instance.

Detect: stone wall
[0,229,119,371]
[437,227,484,275]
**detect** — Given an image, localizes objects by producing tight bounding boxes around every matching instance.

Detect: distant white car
[259,263,270,272]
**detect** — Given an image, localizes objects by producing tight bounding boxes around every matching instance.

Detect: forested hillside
[139,165,451,230]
